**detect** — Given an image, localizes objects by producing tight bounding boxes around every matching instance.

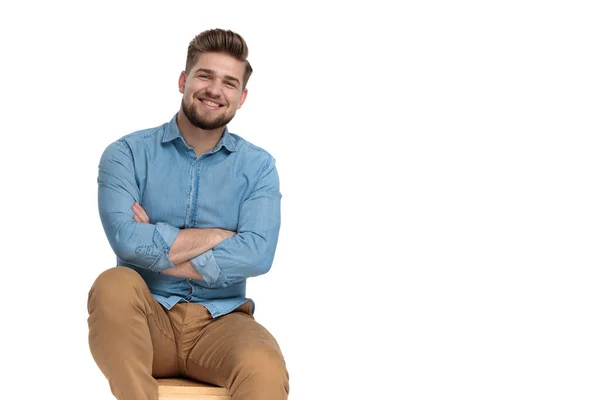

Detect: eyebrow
[194,68,241,85]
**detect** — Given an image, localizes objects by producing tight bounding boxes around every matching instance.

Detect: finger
[139,208,150,222]
[134,213,150,224]
[134,202,150,221]
[132,203,151,223]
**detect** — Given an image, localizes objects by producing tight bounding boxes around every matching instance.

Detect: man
[88,28,289,400]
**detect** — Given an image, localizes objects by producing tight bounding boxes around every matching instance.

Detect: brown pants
[87,267,289,400]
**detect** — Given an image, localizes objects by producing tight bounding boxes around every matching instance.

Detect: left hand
[132,202,150,223]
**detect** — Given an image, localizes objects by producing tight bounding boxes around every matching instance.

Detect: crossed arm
[131,202,234,280]
[99,139,281,287]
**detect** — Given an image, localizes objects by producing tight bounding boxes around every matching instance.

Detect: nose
[205,79,222,98]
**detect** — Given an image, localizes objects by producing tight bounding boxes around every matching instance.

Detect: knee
[235,346,289,383]
[87,267,145,313]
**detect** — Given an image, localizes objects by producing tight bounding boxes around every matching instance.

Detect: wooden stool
[157,378,230,400]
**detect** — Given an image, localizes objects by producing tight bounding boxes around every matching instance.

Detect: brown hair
[185,29,253,88]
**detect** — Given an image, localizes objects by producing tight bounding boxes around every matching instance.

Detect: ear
[178,71,186,94]
[237,88,248,109]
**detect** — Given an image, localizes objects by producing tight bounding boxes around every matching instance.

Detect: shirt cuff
[155,222,180,247]
[146,223,180,273]
[189,250,222,284]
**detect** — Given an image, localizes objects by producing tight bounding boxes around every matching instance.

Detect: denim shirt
[97,114,281,317]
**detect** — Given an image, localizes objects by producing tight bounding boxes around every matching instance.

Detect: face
[179,52,248,130]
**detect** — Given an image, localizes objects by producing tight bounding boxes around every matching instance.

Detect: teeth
[202,100,220,107]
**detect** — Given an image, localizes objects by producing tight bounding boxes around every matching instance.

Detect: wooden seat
[157,378,230,400]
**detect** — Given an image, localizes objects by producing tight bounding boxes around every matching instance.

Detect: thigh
[184,302,286,386]
[88,266,179,378]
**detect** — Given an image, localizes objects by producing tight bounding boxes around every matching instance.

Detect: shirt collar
[162,113,237,153]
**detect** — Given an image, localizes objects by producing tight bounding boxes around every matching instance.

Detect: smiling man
[87,29,289,400]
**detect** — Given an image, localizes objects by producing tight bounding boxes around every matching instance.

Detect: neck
[176,111,225,157]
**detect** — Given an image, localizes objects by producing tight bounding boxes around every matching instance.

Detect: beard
[181,98,236,130]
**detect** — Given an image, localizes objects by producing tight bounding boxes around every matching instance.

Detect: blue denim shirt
[97,114,281,317]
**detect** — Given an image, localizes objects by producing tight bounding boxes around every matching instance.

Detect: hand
[132,202,150,223]
[217,228,236,241]
[160,261,203,280]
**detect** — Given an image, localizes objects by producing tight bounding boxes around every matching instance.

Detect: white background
[1,1,599,399]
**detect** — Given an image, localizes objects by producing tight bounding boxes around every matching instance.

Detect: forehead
[189,52,245,80]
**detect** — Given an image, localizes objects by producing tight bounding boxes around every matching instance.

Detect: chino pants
[87,267,289,400]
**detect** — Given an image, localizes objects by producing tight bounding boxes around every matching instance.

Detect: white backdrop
[1,1,599,399]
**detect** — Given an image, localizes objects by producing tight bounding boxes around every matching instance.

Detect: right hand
[215,228,236,241]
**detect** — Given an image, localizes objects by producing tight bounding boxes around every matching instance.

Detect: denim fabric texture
[97,114,281,317]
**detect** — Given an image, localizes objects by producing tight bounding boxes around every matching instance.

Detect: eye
[198,74,210,80]
[225,81,237,88]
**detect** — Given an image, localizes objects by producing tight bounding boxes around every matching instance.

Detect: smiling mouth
[201,99,223,108]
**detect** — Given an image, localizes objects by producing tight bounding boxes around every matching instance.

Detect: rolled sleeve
[189,155,281,287]
[189,250,225,285]
[155,222,180,248]
[98,139,180,272]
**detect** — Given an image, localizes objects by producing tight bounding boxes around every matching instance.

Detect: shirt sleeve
[189,155,281,287]
[97,139,180,272]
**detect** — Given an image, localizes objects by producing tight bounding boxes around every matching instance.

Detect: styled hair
[185,29,253,88]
